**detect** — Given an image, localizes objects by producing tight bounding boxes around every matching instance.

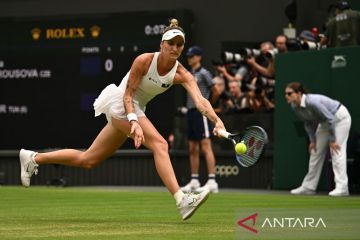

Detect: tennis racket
[218,126,268,167]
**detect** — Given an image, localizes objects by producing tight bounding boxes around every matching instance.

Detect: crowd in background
[211,40,278,114]
[184,0,359,115]
[209,29,320,114]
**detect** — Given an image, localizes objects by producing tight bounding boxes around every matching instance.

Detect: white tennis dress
[93,52,178,122]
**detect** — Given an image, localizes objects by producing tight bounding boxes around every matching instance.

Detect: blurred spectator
[311,27,321,42]
[298,30,322,50]
[299,30,317,42]
[246,41,276,102]
[215,62,247,85]
[246,41,275,78]
[320,0,360,48]
[247,88,275,113]
[275,34,288,53]
[286,30,322,51]
[227,80,249,113]
[211,76,233,114]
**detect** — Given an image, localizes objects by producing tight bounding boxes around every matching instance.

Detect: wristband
[126,113,138,122]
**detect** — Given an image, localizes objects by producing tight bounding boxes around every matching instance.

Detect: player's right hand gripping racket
[218,126,268,167]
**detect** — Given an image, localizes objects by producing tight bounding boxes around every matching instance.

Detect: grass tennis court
[0,186,359,240]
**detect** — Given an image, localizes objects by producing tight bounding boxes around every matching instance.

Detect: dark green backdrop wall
[273,46,360,190]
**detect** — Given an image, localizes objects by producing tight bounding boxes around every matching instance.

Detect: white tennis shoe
[329,188,349,197]
[290,186,315,195]
[181,179,200,193]
[19,149,39,187]
[177,190,210,220]
[196,180,219,193]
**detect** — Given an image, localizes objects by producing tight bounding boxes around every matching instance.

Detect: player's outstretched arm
[174,64,225,136]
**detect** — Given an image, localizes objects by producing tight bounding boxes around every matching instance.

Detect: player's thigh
[138,117,168,151]
[85,122,128,161]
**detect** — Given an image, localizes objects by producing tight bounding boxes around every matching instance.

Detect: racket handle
[218,129,230,138]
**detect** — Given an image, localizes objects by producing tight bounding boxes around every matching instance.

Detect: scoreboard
[0,10,193,149]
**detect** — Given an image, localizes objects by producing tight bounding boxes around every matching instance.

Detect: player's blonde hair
[163,18,184,35]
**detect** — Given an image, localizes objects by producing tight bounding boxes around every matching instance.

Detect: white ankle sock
[174,189,185,205]
[207,173,215,183]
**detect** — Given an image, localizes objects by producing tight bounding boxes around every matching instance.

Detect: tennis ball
[235,142,247,154]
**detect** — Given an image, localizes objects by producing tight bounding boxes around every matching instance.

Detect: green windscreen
[273,46,360,190]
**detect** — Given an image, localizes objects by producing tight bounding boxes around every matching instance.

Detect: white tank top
[118,52,178,111]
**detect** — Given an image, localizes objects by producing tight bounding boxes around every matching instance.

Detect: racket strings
[237,128,266,167]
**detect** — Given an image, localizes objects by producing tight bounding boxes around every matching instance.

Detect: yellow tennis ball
[235,142,247,154]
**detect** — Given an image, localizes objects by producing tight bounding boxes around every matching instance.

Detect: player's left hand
[329,141,341,155]
[130,121,145,149]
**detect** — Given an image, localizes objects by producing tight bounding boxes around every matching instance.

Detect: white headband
[161,29,185,42]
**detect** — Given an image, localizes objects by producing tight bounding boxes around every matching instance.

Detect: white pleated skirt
[93,84,145,122]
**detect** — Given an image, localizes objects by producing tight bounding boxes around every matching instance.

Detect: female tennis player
[19,19,226,220]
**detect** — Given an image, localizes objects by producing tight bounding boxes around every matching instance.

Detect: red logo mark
[237,213,258,234]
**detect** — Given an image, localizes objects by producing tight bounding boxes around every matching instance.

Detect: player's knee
[159,139,169,153]
[152,138,169,153]
[82,161,98,169]
[78,154,99,169]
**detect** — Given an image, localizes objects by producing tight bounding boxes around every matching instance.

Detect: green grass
[0,186,359,240]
